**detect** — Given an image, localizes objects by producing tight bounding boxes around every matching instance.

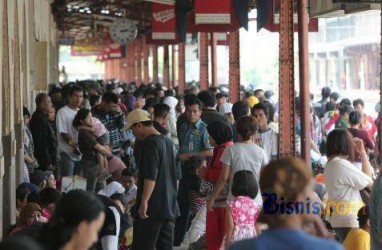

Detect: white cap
[219,102,233,115]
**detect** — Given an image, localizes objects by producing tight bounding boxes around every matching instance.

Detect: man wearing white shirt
[56,85,83,176]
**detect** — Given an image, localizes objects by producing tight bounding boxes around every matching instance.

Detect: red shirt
[203,141,234,183]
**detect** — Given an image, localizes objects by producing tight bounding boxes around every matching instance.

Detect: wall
[0,0,58,237]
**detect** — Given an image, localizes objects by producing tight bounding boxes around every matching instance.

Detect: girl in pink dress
[225,170,260,247]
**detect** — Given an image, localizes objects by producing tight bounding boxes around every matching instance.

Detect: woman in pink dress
[225,170,260,247]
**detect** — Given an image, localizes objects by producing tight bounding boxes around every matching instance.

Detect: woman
[8,202,44,237]
[324,129,373,242]
[203,120,234,250]
[163,96,179,145]
[23,107,39,179]
[230,158,342,250]
[207,116,268,212]
[73,109,113,192]
[39,190,105,250]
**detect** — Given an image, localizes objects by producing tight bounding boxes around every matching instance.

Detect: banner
[148,3,181,44]
[97,44,126,61]
[70,45,100,56]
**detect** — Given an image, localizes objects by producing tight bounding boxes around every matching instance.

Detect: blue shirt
[229,229,342,250]
[178,119,212,154]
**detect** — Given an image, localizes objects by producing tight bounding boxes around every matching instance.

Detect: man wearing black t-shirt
[124,109,181,250]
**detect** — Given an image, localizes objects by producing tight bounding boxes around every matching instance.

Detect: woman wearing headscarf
[163,96,179,145]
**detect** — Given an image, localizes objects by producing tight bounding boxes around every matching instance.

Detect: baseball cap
[124,109,151,130]
[219,102,233,115]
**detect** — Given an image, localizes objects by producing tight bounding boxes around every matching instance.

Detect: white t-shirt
[254,129,278,162]
[324,157,372,228]
[56,106,81,161]
[220,142,269,206]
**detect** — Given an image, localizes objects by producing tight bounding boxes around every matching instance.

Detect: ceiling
[52,0,153,45]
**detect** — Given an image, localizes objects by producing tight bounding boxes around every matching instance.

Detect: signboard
[148,3,181,44]
[70,45,100,56]
[189,0,242,32]
[59,37,75,45]
[264,0,319,32]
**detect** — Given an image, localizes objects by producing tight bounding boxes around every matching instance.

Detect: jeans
[174,179,191,246]
[79,159,99,193]
[132,217,175,250]
[60,152,80,177]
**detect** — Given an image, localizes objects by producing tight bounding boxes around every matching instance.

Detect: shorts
[97,133,110,146]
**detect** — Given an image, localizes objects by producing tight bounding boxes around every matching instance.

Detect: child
[184,155,207,217]
[77,117,111,179]
[225,170,260,247]
[343,206,370,250]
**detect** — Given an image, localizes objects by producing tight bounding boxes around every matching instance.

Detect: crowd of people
[1,81,382,250]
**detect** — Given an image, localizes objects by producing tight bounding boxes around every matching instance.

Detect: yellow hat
[124,109,151,130]
[247,96,259,108]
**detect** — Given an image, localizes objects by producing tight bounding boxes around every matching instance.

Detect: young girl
[225,170,260,247]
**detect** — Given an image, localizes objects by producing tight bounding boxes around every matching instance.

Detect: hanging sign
[148,3,181,44]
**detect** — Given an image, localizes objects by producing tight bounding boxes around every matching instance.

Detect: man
[371,164,382,250]
[252,103,278,161]
[56,85,83,176]
[125,109,181,249]
[231,101,251,142]
[175,97,213,246]
[353,98,377,140]
[216,92,227,112]
[92,92,126,155]
[329,92,340,105]
[29,94,55,171]
[153,103,172,137]
[254,89,265,102]
[197,90,228,125]
[314,86,331,119]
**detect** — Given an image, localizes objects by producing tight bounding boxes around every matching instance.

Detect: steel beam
[228,31,240,103]
[143,36,149,84]
[172,45,177,88]
[178,43,186,94]
[199,32,209,90]
[298,0,311,164]
[152,45,159,84]
[211,32,218,86]
[163,45,170,88]
[127,43,135,83]
[135,39,142,85]
[278,0,296,158]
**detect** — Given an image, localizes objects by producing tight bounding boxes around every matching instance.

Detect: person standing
[56,85,83,176]
[92,92,125,156]
[29,93,55,171]
[175,98,213,246]
[125,109,181,249]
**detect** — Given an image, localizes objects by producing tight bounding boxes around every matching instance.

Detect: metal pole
[178,42,186,94]
[211,32,218,86]
[298,0,311,165]
[199,32,209,90]
[152,45,159,84]
[278,0,296,157]
[163,45,170,88]
[172,45,177,87]
[228,31,240,103]
[379,2,382,164]
[143,36,149,84]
